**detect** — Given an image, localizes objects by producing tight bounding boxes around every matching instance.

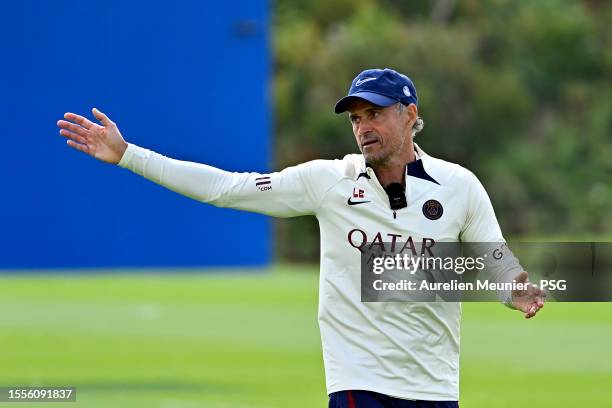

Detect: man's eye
[372,111,381,119]
[350,117,359,124]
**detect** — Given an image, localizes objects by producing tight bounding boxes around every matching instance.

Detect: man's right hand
[57,108,128,164]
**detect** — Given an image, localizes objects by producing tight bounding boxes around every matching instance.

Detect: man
[57,68,545,407]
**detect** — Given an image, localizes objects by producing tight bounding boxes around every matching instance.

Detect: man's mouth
[362,139,379,148]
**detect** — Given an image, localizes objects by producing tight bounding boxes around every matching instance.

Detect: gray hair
[397,103,424,137]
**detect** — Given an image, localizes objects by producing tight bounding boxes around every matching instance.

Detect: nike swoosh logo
[355,77,377,86]
[347,197,371,206]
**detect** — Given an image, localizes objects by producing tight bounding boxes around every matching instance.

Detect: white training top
[118,142,508,401]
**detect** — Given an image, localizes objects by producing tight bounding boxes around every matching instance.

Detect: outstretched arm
[460,171,546,319]
[57,109,335,218]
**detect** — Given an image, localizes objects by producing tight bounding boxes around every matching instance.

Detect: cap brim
[334,92,398,114]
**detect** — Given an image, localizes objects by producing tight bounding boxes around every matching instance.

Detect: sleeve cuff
[117,143,137,168]
[503,292,517,310]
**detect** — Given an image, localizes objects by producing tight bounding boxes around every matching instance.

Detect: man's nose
[357,119,374,135]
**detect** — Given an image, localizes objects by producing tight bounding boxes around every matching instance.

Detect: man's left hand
[511,271,546,319]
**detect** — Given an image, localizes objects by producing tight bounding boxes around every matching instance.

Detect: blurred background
[273,0,612,260]
[0,0,610,407]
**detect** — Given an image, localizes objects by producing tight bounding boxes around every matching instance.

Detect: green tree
[274,0,612,261]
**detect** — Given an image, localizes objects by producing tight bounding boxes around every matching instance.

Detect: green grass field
[0,266,610,408]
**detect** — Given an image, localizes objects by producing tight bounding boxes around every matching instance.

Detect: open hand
[511,271,546,319]
[57,108,128,164]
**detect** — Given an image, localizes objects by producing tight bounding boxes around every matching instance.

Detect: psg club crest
[422,199,443,220]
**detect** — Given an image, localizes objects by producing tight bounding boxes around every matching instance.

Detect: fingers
[525,300,544,319]
[57,120,89,138]
[64,112,95,129]
[92,107,113,127]
[66,139,90,154]
[59,128,87,145]
[525,304,537,319]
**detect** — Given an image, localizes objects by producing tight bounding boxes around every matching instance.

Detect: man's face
[348,99,413,166]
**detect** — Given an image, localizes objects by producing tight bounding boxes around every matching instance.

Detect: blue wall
[0,1,271,268]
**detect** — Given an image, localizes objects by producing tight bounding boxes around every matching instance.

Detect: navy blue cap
[334,68,418,113]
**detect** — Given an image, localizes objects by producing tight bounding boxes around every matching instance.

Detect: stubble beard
[363,133,408,167]
[363,150,389,166]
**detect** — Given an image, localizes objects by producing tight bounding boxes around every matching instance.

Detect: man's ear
[407,104,418,123]
[403,103,418,128]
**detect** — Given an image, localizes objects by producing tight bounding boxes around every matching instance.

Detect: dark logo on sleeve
[255,176,272,191]
[422,199,443,220]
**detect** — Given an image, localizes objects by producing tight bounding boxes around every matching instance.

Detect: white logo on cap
[403,86,411,97]
[355,77,377,86]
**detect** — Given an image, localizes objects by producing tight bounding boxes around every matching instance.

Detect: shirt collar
[407,143,439,185]
[360,143,439,185]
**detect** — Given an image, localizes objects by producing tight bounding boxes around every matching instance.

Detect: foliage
[273,0,611,261]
